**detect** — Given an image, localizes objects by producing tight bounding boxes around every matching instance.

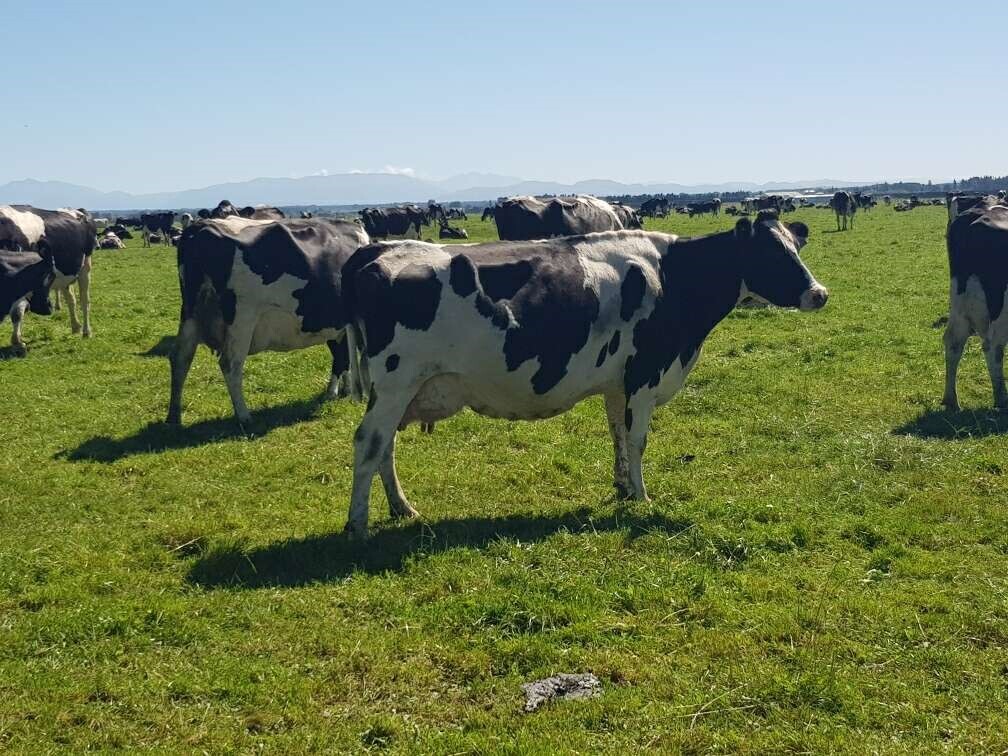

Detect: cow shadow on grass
[894,407,1008,440]
[57,397,324,463]
[138,335,175,358]
[186,505,693,588]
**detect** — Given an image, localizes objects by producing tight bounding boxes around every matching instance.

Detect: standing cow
[167,217,370,427]
[0,205,95,352]
[338,212,828,537]
[943,197,1008,410]
[830,191,856,231]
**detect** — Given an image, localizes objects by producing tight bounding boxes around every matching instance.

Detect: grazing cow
[141,212,174,247]
[481,206,496,221]
[339,212,828,536]
[943,197,1008,410]
[830,191,856,230]
[1,251,56,351]
[611,203,643,229]
[426,203,446,225]
[0,205,96,349]
[688,199,722,217]
[240,205,286,220]
[438,221,468,239]
[180,213,194,228]
[359,207,427,239]
[883,195,892,206]
[446,207,468,220]
[492,195,628,241]
[98,232,125,249]
[168,217,370,426]
[639,197,671,218]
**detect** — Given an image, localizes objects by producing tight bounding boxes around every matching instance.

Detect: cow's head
[736,212,827,311]
[27,255,57,316]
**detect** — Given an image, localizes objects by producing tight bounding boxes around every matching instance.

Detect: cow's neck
[662,231,744,363]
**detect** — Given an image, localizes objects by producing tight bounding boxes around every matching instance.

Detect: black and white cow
[492,195,629,241]
[0,205,96,351]
[141,212,174,247]
[687,199,722,217]
[1,251,57,351]
[943,197,1008,410]
[438,221,468,239]
[611,202,643,229]
[639,197,671,219]
[98,232,125,249]
[240,205,286,220]
[338,211,828,536]
[180,213,194,229]
[830,191,856,230]
[167,216,370,426]
[358,207,427,240]
[481,205,496,221]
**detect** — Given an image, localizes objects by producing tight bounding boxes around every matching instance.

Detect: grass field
[2,206,1008,753]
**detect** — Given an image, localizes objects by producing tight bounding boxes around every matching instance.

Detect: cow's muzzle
[799,284,829,311]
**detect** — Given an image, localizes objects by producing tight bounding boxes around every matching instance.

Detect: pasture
[2,206,1008,752]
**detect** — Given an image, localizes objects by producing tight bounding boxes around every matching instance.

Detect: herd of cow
[1,188,1006,537]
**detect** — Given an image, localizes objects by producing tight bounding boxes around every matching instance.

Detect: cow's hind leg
[983,338,1008,410]
[9,300,28,356]
[942,315,969,411]
[324,337,350,400]
[62,284,81,334]
[78,257,92,337]
[218,314,257,428]
[624,396,655,501]
[346,387,417,538]
[604,392,632,498]
[167,318,200,424]
[53,288,61,311]
[380,433,419,520]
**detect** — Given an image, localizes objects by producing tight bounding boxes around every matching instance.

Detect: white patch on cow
[0,206,45,248]
[227,249,342,354]
[207,217,272,235]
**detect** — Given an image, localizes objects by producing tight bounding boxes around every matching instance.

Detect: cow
[167,216,370,427]
[301,211,314,219]
[883,195,892,206]
[426,203,446,226]
[0,205,95,350]
[98,232,125,249]
[338,211,828,536]
[943,197,1008,411]
[481,206,496,221]
[611,203,643,229]
[1,250,57,353]
[830,191,856,230]
[688,199,722,217]
[210,200,240,219]
[105,223,132,239]
[438,221,468,239]
[747,196,784,214]
[141,212,174,247]
[491,195,628,241]
[358,207,427,240]
[446,207,468,220]
[240,205,285,220]
[945,193,992,223]
[197,208,212,220]
[116,216,143,228]
[180,213,194,229]
[639,197,671,218]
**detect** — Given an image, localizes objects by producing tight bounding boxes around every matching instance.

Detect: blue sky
[4,0,1007,193]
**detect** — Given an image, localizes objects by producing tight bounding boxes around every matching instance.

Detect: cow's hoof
[389,500,420,520]
[613,482,632,500]
[343,521,369,540]
[82,329,92,339]
[71,326,82,335]
[942,399,960,413]
[11,344,27,358]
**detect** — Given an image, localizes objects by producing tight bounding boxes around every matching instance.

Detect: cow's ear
[787,221,809,241]
[734,218,753,239]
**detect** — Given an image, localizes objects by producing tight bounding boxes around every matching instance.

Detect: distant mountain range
[0,173,871,211]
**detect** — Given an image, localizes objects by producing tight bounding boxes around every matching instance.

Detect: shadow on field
[139,335,175,358]
[186,505,693,588]
[894,408,1008,439]
[57,397,323,462]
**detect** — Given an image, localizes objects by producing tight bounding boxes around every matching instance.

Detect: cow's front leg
[624,395,655,501]
[346,386,417,538]
[604,392,631,498]
[167,318,200,424]
[218,314,257,428]
[324,337,350,400]
[983,338,1008,410]
[77,257,93,338]
[9,299,28,356]
[942,317,969,411]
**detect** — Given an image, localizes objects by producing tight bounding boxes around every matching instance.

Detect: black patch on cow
[328,339,349,376]
[449,255,477,297]
[385,354,400,372]
[366,388,377,413]
[948,203,1008,321]
[478,260,533,301]
[608,330,620,355]
[0,251,54,317]
[620,265,646,321]
[625,406,633,431]
[353,257,443,357]
[596,344,608,368]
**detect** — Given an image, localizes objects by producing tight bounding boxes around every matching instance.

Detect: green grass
[2,207,1008,753]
